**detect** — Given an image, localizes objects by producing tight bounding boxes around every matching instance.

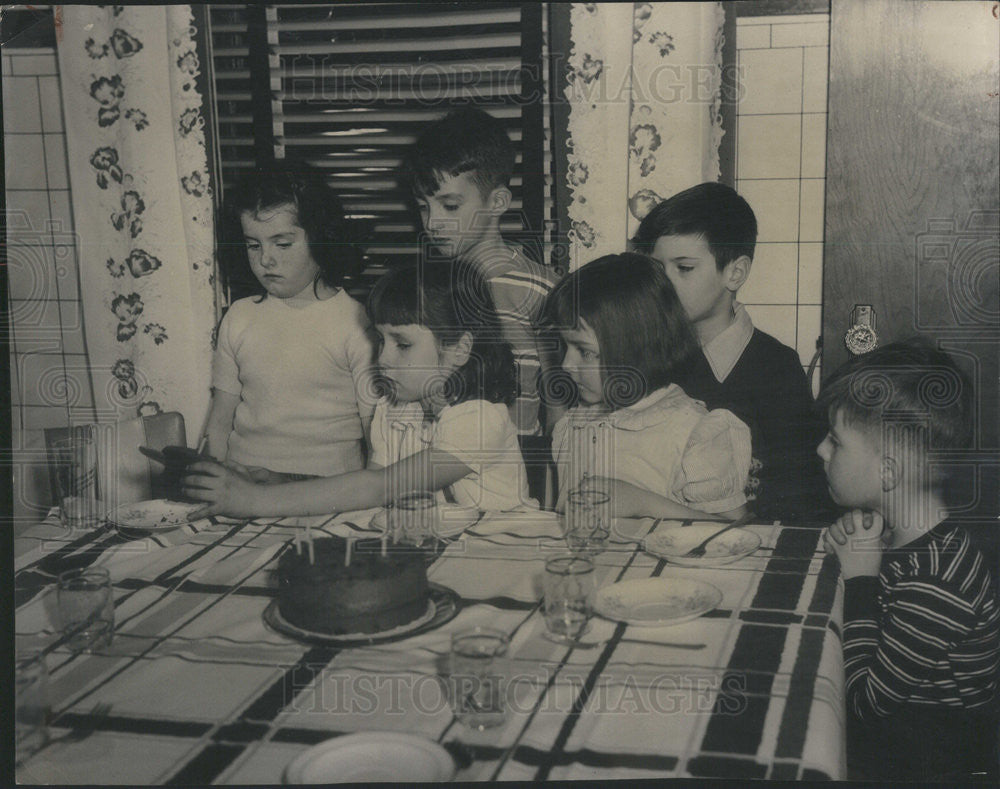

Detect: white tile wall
[802,47,830,113]
[736,15,830,396]
[1,76,43,131]
[800,113,827,178]
[5,48,95,530]
[38,75,64,131]
[770,21,829,48]
[737,115,802,179]
[737,48,803,115]
[739,178,801,241]
[739,242,798,305]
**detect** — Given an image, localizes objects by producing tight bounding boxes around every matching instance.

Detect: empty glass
[57,567,114,652]
[563,488,611,555]
[388,491,437,546]
[449,626,509,730]
[543,554,595,642]
[15,648,50,764]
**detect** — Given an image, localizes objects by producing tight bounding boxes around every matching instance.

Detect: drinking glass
[388,491,437,546]
[57,567,115,652]
[15,648,50,764]
[449,626,509,730]
[563,489,611,555]
[543,554,595,642]
[52,432,101,529]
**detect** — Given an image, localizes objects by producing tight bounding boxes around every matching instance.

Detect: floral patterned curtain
[56,5,216,436]
[563,2,726,267]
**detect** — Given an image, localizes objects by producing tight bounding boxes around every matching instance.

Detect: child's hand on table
[822,509,888,578]
[584,476,722,521]
[183,461,262,519]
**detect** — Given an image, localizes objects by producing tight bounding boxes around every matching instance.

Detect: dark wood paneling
[823,0,999,511]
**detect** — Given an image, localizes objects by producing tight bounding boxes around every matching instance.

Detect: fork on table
[682,511,756,558]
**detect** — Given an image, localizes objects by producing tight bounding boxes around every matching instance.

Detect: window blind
[206,3,555,301]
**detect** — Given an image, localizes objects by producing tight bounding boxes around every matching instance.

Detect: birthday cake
[276,536,430,635]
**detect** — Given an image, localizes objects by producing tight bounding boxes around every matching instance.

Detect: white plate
[284,732,455,784]
[369,504,481,538]
[108,499,201,531]
[643,524,761,567]
[593,577,722,627]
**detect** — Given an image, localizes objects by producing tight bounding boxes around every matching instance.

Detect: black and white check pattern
[15,509,844,783]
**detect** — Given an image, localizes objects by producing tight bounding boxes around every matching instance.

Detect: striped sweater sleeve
[843,572,980,720]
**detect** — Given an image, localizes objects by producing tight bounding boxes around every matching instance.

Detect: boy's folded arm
[844,577,979,720]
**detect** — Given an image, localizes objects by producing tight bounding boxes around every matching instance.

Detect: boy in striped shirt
[817,339,999,781]
[404,106,561,436]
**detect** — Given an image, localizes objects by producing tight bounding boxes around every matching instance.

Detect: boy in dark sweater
[818,340,999,781]
[633,182,832,521]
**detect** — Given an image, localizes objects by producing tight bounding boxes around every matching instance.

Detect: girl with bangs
[546,253,752,521]
[186,258,537,517]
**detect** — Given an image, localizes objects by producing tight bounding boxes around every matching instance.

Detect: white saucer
[284,732,456,783]
[594,577,722,627]
[108,499,201,531]
[643,524,761,567]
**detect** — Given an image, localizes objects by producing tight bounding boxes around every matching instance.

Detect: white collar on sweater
[701,302,754,383]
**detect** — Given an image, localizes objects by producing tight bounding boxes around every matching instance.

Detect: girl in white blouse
[186,258,537,518]
[545,253,752,521]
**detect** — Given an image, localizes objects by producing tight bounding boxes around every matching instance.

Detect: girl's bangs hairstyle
[544,253,699,409]
[222,161,365,294]
[367,259,517,406]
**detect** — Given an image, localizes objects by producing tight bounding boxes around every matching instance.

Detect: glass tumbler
[57,567,115,652]
[388,491,437,546]
[449,626,509,730]
[51,431,101,530]
[543,554,595,642]
[563,489,611,555]
[15,648,50,764]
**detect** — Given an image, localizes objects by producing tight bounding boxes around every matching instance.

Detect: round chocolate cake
[276,536,429,635]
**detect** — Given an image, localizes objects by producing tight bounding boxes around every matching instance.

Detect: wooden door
[823,0,999,518]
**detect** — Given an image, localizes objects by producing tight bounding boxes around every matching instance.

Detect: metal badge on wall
[845,304,878,355]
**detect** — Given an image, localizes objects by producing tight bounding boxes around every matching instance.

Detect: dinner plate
[643,524,761,567]
[284,732,455,784]
[369,504,481,538]
[263,583,461,647]
[593,577,722,627]
[108,499,201,531]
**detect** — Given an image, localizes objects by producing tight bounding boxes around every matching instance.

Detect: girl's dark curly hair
[219,159,366,297]
[367,258,518,407]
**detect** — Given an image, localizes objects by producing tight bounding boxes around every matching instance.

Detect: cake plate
[263,583,461,647]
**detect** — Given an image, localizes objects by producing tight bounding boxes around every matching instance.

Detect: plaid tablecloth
[15,509,845,783]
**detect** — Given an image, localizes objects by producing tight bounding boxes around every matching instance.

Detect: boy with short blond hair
[633,182,832,521]
[818,339,999,781]
[403,106,560,436]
